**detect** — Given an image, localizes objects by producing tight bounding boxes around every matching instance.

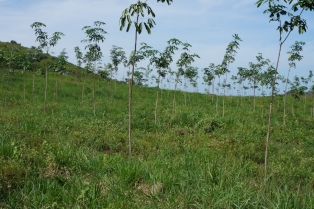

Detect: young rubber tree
[214,65,223,112]
[53,49,68,101]
[183,66,198,105]
[81,21,107,116]
[203,63,216,103]
[17,51,32,102]
[23,46,45,95]
[31,22,65,113]
[138,43,164,123]
[120,0,172,155]
[283,41,305,125]
[74,46,86,101]
[109,45,127,94]
[173,42,199,114]
[237,67,248,106]
[301,70,313,111]
[220,34,242,117]
[256,0,314,183]
[247,53,270,111]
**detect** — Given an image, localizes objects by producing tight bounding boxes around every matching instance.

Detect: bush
[195,115,225,133]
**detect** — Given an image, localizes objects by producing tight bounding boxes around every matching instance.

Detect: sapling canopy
[30,22,65,113]
[81,21,107,116]
[119,0,172,156]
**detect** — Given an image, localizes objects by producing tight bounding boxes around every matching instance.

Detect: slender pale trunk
[115,80,117,94]
[292,99,295,117]
[93,67,96,117]
[184,79,187,106]
[32,74,35,95]
[265,43,282,184]
[44,65,48,113]
[5,68,10,106]
[172,77,178,115]
[157,73,161,89]
[212,78,215,103]
[312,96,314,117]
[253,78,256,112]
[304,94,306,112]
[241,84,244,106]
[237,83,241,109]
[23,70,27,102]
[54,74,58,102]
[155,90,158,124]
[128,15,139,156]
[216,76,220,113]
[223,73,228,118]
[82,71,86,102]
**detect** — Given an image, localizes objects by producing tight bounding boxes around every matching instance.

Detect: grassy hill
[1,51,314,207]
[0,41,84,77]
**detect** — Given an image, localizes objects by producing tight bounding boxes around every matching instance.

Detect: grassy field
[1,69,314,208]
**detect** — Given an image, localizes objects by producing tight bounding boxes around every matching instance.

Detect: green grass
[1,68,314,208]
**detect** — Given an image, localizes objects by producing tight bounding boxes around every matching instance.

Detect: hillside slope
[0,57,314,208]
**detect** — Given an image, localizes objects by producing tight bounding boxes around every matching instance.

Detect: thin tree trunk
[253,79,256,112]
[54,75,58,102]
[223,73,228,118]
[93,71,96,117]
[173,79,178,115]
[292,101,295,117]
[184,79,187,106]
[212,79,215,104]
[82,72,86,102]
[24,70,27,102]
[44,65,48,113]
[304,94,306,112]
[216,76,220,113]
[283,68,291,125]
[128,15,139,156]
[265,42,283,184]
[32,74,35,95]
[155,90,158,124]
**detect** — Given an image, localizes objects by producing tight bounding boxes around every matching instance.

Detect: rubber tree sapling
[74,46,86,102]
[283,41,305,125]
[30,22,65,113]
[81,21,107,117]
[247,53,270,111]
[213,65,224,112]
[53,49,68,100]
[173,42,199,114]
[301,70,313,111]
[257,0,314,183]
[109,45,127,94]
[220,34,242,117]
[184,66,198,105]
[18,51,32,102]
[138,43,163,124]
[202,63,215,102]
[120,0,172,156]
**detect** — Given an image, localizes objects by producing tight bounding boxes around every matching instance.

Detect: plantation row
[1,69,314,208]
[1,39,313,98]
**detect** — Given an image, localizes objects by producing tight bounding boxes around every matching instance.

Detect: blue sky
[0,0,313,94]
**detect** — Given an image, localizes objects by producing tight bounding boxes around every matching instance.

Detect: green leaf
[126,23,131,32]
[139,22,143,34]
[144,23,151,34]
